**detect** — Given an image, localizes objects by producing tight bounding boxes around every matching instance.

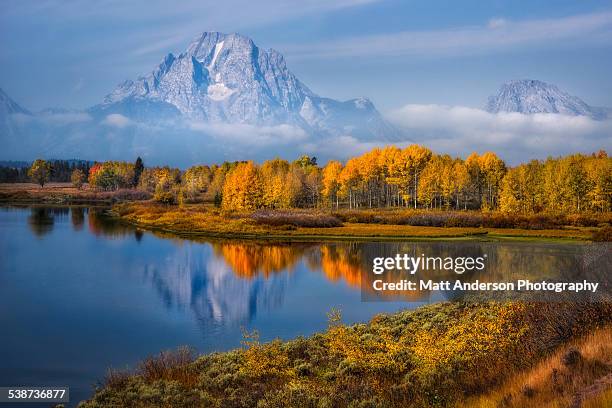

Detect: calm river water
[0,206,608,406]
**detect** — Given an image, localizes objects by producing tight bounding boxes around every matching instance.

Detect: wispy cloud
[1,0,381,32]
[281,11,612,59]
[189,122,308,145]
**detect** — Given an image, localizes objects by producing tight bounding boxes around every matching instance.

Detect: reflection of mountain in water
[141,243,291,328]
[27,207,608,323]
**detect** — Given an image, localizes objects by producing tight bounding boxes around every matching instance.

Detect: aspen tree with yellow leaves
[322,160,343,209]
[85,145,610,214]
[222,161,263,211]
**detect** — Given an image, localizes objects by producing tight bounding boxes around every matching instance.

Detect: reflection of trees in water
[208,241,609,303]
[28,206,139,239]
[211,242,311,279]
[311,244,364,287]
[27,207,69,237]
[71,207,85,231]
[208,241,437,302]
[87,208,135,238]
[28,208,55,237]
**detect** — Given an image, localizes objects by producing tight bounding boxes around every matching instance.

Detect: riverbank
[112,202,607,241]
[0,183,150,204]
[1,183,609,241]
[79,301,612,408]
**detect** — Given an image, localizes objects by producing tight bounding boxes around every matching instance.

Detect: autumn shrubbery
[109,189,151,202]
[251,210,342,228]
[80,301,611,408]
[333,209,611,230]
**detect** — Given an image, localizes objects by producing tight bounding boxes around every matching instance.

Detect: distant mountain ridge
[485,79,608,119]
[1,65,610,165]
[0,88,30,116]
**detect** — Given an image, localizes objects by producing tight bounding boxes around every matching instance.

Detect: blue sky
[1,0,612,112]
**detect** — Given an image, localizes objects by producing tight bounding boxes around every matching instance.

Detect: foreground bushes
[79,301,611,408]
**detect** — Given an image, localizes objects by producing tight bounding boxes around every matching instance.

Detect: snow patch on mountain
[207,41,224,70]
[207,83,235,101]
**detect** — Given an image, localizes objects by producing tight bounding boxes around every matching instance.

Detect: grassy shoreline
[0,182,150,204]
[1,183,608,241]
[112,202,600,242]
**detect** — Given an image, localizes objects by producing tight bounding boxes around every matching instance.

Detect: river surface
[0,206,608,406]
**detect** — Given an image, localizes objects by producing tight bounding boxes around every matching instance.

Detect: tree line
[1,160,91,184]
[24,146,611,213]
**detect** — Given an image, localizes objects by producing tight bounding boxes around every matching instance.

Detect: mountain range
[0,32,609,165]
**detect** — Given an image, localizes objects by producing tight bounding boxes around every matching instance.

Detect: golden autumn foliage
[81,301,612,408]
[222,161,263,210]
[211,146,609,213]
[27,159,52,188]
[84,146,610,214]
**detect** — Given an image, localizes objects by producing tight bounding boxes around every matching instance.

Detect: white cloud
[387,104,612,163]
[282,11,612,59]
[102,113,132,128]
[189,122,308,145]
[299,135,410,159]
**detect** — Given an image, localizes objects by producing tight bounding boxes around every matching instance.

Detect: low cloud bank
[387,104,612,164]
[2,106,610,167]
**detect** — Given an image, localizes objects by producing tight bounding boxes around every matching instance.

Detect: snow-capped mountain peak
[95,31,397,140]
[485,79,607,119]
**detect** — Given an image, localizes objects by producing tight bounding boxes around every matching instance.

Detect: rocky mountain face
[94,32,398,140]
[0,88,31,147]
[0,88,30,116]
[485,79,608,119]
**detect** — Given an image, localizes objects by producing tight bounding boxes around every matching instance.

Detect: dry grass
[0,182,150,203]
[583,387,612,408]
[463,325,612,408]
[251,209,342,228]
[333,208,612,229]
[137,346,197,387]
[0,182,87,194]
[113,202,597,240]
